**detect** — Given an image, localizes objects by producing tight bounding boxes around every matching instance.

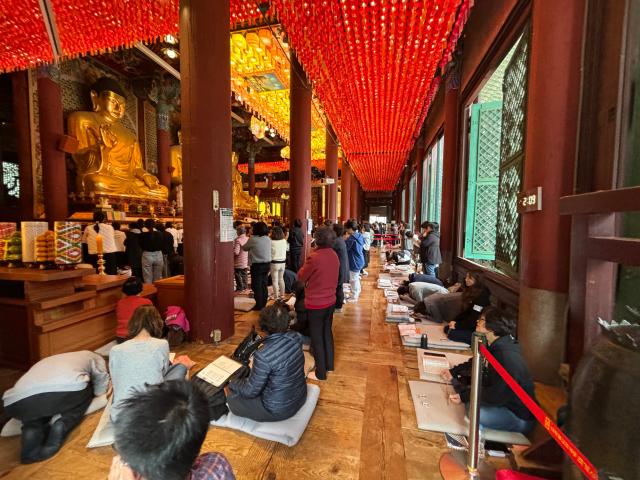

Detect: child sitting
[115,276,152,343]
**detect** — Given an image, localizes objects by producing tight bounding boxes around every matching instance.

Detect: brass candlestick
[97,254,106,275]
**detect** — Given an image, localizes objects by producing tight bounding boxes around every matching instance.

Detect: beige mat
[408,380,530,446]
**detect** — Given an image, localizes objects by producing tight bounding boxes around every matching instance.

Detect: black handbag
[232,326,264,366]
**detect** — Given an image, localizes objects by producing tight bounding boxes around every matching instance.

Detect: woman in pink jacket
[297,226,340,381]
[234,226,249,292]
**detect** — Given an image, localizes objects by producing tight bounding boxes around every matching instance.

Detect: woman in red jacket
[297,226,340,381]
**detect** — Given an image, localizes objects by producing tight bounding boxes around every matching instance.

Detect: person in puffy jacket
[227,304,307,421]
[442,307,536,434]
[332,223,350,312]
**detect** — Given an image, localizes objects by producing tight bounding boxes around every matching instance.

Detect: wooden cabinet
[0,268,156,368]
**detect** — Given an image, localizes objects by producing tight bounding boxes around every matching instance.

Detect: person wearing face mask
[442,307,536,434]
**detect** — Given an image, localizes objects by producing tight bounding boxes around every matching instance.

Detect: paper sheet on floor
[416,348,471,383]
[408,380,530,446]
[399,324,470,349]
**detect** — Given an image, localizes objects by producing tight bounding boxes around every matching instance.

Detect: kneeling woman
[109,305,195,421]
[443,307,536,434]
[227,304,307,422]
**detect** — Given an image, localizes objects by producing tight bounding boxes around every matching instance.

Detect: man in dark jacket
[419,221,442,276]
[288,218,305,272]
[124,222,143,279]
[227,304,307,422]
[332,223,350,312]
[156,223,176,278]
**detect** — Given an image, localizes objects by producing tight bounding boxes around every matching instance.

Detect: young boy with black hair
[108,380,235,480]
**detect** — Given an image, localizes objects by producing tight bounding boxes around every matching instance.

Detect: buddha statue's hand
[98,124,119,149]
[135,169,160,189]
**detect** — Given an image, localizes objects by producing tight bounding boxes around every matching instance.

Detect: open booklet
[196,355,243,387]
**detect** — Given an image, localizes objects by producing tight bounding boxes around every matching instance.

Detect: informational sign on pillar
[219,207,234,242]
[517,186,542,213]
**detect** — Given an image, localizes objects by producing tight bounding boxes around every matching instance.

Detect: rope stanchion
[479,344,598,480]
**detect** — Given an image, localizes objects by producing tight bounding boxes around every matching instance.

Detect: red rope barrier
[479,344,598,480]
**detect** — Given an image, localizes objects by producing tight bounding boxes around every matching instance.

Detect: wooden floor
[0,251,505,479]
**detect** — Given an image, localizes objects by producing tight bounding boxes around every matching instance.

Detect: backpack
[165,306,190,348]
[232,325,263,365]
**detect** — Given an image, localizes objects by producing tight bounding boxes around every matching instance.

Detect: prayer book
[196,355,243,387]
[422,352,450,375]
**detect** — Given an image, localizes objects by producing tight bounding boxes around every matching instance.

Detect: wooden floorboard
[0,250,484,479]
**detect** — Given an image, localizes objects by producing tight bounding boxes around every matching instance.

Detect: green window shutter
[495,27,530,276]
[465,101,502,260]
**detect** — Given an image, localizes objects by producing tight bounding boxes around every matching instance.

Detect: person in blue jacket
[344,219,365,302]
[227,304,307,422]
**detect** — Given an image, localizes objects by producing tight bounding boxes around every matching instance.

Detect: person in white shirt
[84,211,118,274]
[165,222,179,250]
[270,226,288,299]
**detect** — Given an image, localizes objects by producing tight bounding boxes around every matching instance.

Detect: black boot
[39,419,68,460]
[20,425,47,464]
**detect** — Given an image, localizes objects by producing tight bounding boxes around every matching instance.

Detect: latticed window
[463,27,530,276]
[2,161,20,199]
[422,135,444,225]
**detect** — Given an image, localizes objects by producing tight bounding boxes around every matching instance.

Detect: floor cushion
[210,383,320,447]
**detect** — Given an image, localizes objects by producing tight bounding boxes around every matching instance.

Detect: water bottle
[420,333,428,349]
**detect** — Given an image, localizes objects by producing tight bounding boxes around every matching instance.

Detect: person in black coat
[419,221,442,276]
[124,222,143,279]
[156,223,176,278]
[442,307,536,434]
[288,218,305,272]
[409,272,444,287]
[444,270,491,344]
[227,304,307,422]
[332,223,350,312]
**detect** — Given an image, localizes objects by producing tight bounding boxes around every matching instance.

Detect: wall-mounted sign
[517,186,542,213]
[325,177,335,184]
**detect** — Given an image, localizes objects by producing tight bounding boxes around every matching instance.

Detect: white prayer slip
[196,355,243,387]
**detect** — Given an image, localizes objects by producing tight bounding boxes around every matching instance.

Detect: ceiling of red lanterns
[271,0,471,190]
[237,158,342,175]
[0,0,471,192]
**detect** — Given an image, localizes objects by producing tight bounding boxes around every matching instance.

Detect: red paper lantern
[271,0,472,190]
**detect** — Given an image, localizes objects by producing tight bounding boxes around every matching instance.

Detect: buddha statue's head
[90,77,127,123]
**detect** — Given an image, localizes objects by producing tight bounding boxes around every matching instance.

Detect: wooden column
[157,127,171,188]
[414,142,425,229]
[37,68,68,221]
[403,172,410,224]
[289,52,312,247]
[341,161,352,221]
[180,0,234,341]
[440,65,461,277]
[325,124,339,222]
[518,0,585,383]
[248,153,256,196]
[350,175,359,222]
[11,72,34,220]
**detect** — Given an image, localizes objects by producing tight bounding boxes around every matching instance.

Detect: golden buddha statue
[170,130,183,185]
[67,77,168,200]
[232,152,259,211]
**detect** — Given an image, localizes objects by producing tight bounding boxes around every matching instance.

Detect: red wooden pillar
[350,175,358,222]
[37,68,68,221]
[157,124,171,188]
[11,72,34,220]
[518,0,585,384]
[341,161,352,221]
[290,52,312,250]
[248,155,256,197]
[440,65,461,279]
[180,0,234,341]
[325,124,338,222]
[403,171,410,224]
[414,141,425,230]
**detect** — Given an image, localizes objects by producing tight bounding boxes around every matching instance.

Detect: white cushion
[87,398,115,448]
[1,394,108,437]
[210,383,320,447]
[234,296,256,312]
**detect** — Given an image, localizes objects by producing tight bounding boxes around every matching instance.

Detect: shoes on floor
[345,298,359,303]
[362,270,369,276]
[334,308,343,313]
